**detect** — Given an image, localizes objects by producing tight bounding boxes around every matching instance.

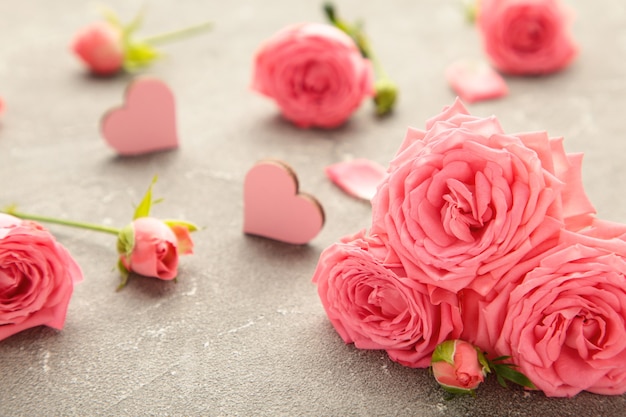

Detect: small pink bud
[71,22,124,76]
[118,217,194,281]
[431,339,489,395]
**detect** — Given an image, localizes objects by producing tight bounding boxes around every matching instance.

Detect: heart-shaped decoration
[101,77,178,156]
[244,160,325,245]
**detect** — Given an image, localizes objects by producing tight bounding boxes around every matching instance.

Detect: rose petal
[445,60,508,103]
[325,159,388,200]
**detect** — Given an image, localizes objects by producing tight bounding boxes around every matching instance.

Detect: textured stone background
[1,0,625,416]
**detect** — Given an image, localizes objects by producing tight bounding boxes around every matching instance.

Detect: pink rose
[0,213,83,341]
[494,227,626,397]
[71,22,124,76]
[118,217,194,280]
[461,219,626,357]
[431,339,488,395]
[252,23,374,128]
[477,0,578,75]
[312,230,462,368]
[371,99,593,295]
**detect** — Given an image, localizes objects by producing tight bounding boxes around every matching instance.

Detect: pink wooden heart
[101,77,178,156]
[244,160,325,245]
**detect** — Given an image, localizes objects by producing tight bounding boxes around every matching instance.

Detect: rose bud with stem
[72,6,212,76]
[4,177,197,290]
[431,339,535,397]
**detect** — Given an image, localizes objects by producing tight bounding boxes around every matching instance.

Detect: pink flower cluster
[313,99,626,397]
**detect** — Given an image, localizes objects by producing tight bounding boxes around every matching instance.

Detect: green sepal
[101,5,160,72]
[123,6,146,38]
[476,349,491,375]
[100,6,123,30]
[163,219,199,232]
[431,339,456,366]
[439,383,476,397]
[133,176,159,219]
[123,42,160,72]
[116,258,130,291]
[463,0,478,24]
[373,78,398,116]
[116,224,135,258]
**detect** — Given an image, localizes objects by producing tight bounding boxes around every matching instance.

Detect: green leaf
[493,364,536,390]
[163,219,199,232]
[490,356,512,363]
[133,176,158,219]
[496,373,508,388]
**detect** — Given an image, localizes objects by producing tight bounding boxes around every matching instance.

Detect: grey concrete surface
[1,0,626,416]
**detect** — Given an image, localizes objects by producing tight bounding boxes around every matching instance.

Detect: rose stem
[4,210,121,235]
[139,21,213,45]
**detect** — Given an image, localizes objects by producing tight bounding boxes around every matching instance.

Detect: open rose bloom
[490,225,626,397]
[312,99,626,397]
[313,230,462,368]
[371,98,594,295]
[252,23,374,128]
[0,213,83,341]
[477,0,578,75]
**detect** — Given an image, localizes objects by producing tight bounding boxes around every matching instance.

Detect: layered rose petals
[252,23,374,128]
[495,230,626,396]
[312,231,462,368]
[370,99,590,295]
[477,0,578,75]
[0,214,82,341]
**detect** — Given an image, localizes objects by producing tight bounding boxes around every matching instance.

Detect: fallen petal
[445,60,508,103]
[325,159,388,200]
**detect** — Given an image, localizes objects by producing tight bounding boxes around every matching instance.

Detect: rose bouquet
[313,99,626,397]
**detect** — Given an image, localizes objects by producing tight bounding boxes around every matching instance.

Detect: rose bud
[431,339,489,395]
[71,22,125,76]
[116,217,194,287]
